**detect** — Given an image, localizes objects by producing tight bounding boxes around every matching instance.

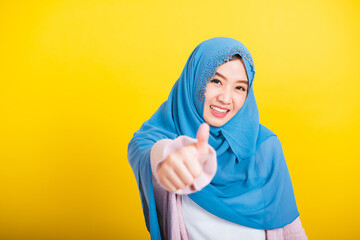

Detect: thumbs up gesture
[157,123,210,193]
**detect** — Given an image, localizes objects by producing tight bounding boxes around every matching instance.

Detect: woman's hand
[157,123,210,192]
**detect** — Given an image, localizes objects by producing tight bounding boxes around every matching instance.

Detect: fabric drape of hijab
[128,37,299,238]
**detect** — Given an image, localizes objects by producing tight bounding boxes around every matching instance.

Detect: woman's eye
[211,79,221,85]
[236,86,246,91]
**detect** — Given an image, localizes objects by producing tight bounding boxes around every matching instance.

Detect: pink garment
[150,136,307,240]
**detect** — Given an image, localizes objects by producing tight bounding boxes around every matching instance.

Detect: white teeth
[210,106,228,113]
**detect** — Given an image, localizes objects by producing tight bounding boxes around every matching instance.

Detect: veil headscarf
[128,37,299,239]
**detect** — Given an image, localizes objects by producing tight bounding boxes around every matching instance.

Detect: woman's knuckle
[194,167,202,177]
[184,177,193,186]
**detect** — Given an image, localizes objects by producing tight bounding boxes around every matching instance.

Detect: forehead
[216,59,248,80]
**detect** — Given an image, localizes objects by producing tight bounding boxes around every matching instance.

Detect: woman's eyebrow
[215,72,248,84]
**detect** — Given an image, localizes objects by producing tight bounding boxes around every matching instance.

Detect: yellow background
[1,0,359,239]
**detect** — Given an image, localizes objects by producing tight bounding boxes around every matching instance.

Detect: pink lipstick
[209,105,229,118]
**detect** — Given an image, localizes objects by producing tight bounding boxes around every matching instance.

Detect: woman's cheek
[235,94,246,111]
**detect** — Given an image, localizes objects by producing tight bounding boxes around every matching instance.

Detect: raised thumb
[196,123,210,161]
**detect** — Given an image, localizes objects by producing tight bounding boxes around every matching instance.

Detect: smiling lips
[210,105,230,118]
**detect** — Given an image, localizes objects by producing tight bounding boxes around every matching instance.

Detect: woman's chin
[205,117,229,127]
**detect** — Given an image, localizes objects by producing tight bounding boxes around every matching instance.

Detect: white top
[182,195,265,240]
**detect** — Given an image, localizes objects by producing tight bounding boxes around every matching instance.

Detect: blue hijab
[128,37,299,239]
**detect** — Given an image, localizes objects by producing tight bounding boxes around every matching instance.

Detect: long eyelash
[236,86,246,91]
[211,79,221,84]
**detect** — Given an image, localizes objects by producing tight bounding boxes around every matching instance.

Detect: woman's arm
[266,217,308,240]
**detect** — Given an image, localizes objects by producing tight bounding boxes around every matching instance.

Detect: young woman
[128,37,307,239]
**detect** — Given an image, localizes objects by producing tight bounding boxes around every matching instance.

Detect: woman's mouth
[210,105,229,118]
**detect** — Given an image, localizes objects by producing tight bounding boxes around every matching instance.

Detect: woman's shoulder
[256,124,278,148]
[255,125,287,165]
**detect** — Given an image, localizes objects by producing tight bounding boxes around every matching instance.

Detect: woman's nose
[217,88,231,104]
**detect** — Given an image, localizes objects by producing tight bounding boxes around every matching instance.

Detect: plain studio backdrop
[0,1,359,239]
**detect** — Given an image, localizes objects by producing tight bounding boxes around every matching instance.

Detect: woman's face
[203,58,249,127]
